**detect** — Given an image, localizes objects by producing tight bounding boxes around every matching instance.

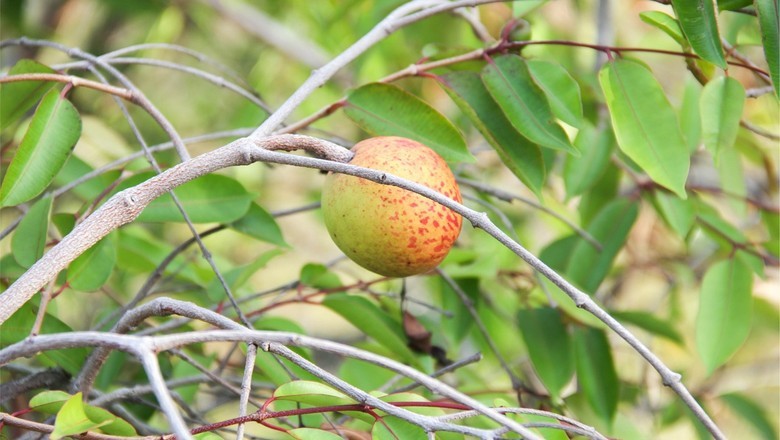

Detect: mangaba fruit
[321,136,462,277]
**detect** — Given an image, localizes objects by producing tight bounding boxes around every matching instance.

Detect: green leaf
[566,198,638,292]
[288,428,345,440]
[718,0,753,10]
[67,231,117,292]
[51,392,112,440]
[372,416,427,440]
[344,83,472,163]
[53,155,122,201]
[517,307,574,401]
[12,196,52,267]
[206,248,284,300]
[563,122,614,198]
[438,71,545,196]
[610,310,684,345]
[435,276,478,345]
[756,0,780,96]
[720,393,778,440]
[573,327,619,427]
[640,11,687,46]
[680,78,703,153]
[526,59,584,127]
[0,88,82,207]
[339,357,396,391]
[671,0,727,68]
[230,202,289,247]
[653,189,696,237]
[30,390,72,414]
[700,76,746,161]
[300,263,342,289]
[599,59,689,198]
[323,293,418,365]
[696,258,753,374]
[0,59,56,132]
[481,55,577,153]
[274,380,355,407]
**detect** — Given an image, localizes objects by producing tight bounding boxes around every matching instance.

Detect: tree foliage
[0,1,777,439]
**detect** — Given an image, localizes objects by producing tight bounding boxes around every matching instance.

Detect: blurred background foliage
[1,1,778,439]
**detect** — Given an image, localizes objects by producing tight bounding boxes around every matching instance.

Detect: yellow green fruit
[321,136,462,277]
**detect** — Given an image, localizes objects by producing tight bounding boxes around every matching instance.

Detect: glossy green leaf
[696,258,753,374]
[653,190,696,237]
[700,76,746,160]
[372,416,427,440]
[720,393,778,440]
[119,173,253,223]
[526,59,584,127]
[323,293,418,365]
[0,89,82,207]
[610,310,684,345]
[566,198,638,292]
[230,202,288,247]
[51,393,112,440]
[274,380,355,407]
[599,59,689,198]
[517,307,574,401]
[12,196,52,267]
[288,428,344,440]
[671,0,727,68]
[436,276,478,345]
[482,55,577,153]
[29,390,71,414]
[574,327,619,426]
[640,11,686,46]
[439,70,545,196]
[563,122,614,198]
[578,165,621,226]
[756,0,780,96]
[67,231,117,292]
[0,59,56,132]
[344,83,472,163]
[339,357,396,391]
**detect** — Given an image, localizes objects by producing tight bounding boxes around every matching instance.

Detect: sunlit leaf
[372,416,427,440]
[680,78,703,153]
[599,59,689,198]
[0,89,81,207]
[482,55,577,153]
[50,393,112,440]
[0,59,56,132]
[700,76,745,161]
[671,0,727,68]
[12,196,52,267]
[518,307,574,401]
[696,258,753,374]
[438,70,545,195]
[344,83,472,163]
[640,11,686,46]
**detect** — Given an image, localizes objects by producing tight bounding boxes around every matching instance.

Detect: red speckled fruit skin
[322,137,462,277]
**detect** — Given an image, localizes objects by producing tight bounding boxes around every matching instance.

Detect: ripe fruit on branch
[321,136,462,277]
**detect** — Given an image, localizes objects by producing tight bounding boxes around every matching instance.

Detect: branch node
[663,372,683,387]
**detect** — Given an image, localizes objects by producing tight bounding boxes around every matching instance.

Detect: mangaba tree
[0,1,777,439]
